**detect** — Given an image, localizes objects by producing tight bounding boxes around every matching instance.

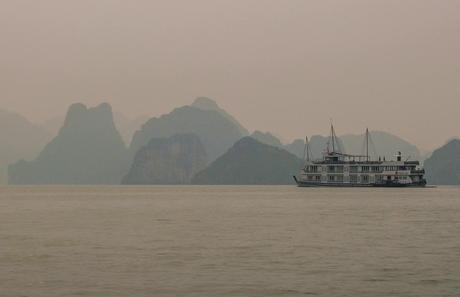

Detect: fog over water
[1,1,460,150]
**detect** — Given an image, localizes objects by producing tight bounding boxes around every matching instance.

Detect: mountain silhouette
[192,137,302,184]
[191,97,249,136]
[0,109,50,184]
[340,131,421,160]
[9,103,128,184]
[250,131,284,148]
[424,139,460,185]
[130,101,246,163]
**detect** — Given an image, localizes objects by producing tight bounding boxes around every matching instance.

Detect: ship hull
[372,181,426,188]
[293,176,426,188]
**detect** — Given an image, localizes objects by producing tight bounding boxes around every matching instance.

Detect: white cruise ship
[293,126,427,187]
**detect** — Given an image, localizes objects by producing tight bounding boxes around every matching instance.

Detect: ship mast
[303,136,312,162]
[305,136,310,161]
[365,128,369,161]
[330,123,337,153]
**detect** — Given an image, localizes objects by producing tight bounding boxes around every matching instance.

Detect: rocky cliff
[123,134,207,184]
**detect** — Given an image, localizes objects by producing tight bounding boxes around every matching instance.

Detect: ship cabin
[296,125,426,187]
[301,152,425,186]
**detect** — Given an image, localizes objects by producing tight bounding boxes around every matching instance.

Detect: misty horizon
[1,98,455,153]
[2,1,460,151]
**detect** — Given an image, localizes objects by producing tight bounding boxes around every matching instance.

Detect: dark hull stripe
[293,176,426,188]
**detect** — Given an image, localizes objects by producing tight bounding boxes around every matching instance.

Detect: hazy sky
[1,0,459,150]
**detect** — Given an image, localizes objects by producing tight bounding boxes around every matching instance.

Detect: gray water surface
[1,186,459,297]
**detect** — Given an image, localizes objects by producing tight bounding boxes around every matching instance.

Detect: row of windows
[303,174,374,183]
[305,166,319,173]
[328,175,344,182]
[383,166,415,171]
[306,165,417,173]
[307,175,321,181]
[331,175,371,183]
[386,176,409,180]
[350,175,372,184]
[306,174,416,184]
[360,166,380,172]
[306,174,415,184]
[328,166,344,173]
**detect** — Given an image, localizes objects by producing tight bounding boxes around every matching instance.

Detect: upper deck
[309,152,419,166]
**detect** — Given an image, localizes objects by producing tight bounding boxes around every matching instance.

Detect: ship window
[307,166,318,173]
[362,175,369,183]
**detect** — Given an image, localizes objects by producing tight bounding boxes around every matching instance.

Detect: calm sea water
[0,186,459,297]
